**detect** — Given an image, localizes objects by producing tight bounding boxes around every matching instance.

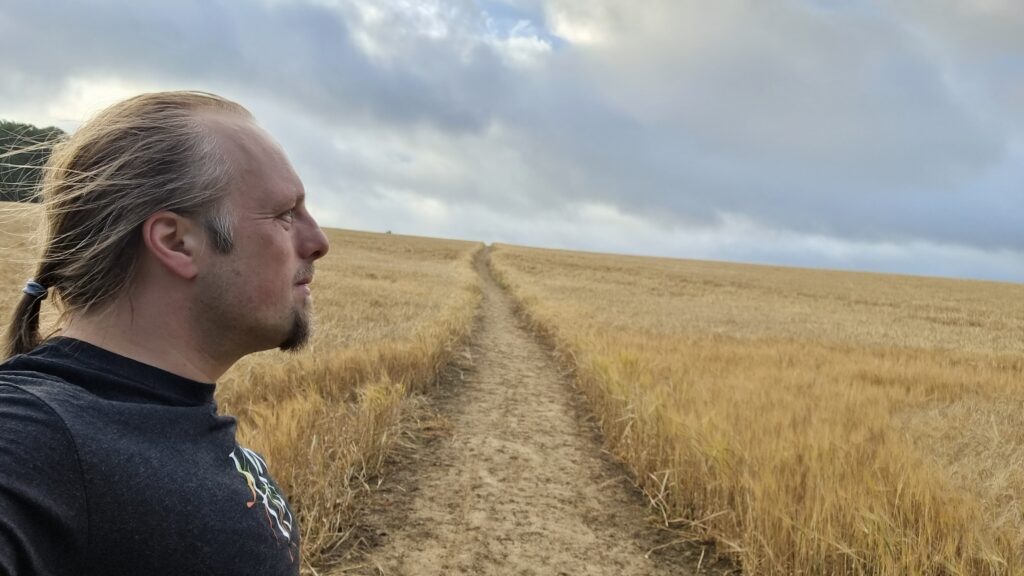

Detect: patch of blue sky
[475,0,567,49]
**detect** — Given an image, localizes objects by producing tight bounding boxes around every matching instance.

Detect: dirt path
[333,249,720,575]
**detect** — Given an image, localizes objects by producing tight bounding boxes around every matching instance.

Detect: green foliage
[0,120,65,203]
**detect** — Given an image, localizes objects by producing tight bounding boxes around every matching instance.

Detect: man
[0,91,329,574]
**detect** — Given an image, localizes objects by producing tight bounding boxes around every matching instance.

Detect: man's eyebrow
[279,191,304,209]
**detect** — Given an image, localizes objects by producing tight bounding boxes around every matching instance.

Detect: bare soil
[330,249,729,575]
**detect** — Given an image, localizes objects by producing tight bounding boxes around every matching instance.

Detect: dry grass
[0,202,482,572]
[489,243,1024,575]
[216,229,481,570]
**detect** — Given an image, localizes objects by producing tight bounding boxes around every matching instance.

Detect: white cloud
[1,76,164,131]
[544,2,614,46]
[0,0,1019,282]
[333,0,460,62]
[484,18,552,69]
[47,77,165,130]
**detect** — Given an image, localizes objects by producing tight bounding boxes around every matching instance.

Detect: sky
[1,0,1022,282]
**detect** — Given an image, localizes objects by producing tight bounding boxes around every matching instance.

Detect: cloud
[0,0,1019,281]
[527,1,1009,239]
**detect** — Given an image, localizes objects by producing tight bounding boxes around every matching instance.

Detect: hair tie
[22,280,48,300]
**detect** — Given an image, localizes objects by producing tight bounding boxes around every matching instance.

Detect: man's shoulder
[0,354,102,436]
[0,368,79,431]
[0,364,90,575]
[0,361,82,405]
[0,365,71,386]
[0,369,82,477]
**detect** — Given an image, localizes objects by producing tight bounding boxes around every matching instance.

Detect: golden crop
[0,203,482,571]
[7,195,1024,574]
[490,243,1024,575]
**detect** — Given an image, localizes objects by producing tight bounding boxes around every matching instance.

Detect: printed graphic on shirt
[229,445,297,558]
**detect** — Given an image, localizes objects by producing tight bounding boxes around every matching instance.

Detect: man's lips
[295,266,315,294]
[295,266,315,285]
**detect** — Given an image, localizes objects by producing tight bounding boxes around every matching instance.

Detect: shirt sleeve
[0,383,87,576]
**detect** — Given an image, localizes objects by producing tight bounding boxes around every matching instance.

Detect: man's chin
[278,309,312,352]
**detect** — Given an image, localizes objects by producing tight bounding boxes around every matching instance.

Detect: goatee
[279,308,312,352]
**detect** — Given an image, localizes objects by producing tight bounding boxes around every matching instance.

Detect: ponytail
[4,279,49,359]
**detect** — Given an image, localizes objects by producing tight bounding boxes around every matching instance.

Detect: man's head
[4,91,330,361]
[185,110,329,356]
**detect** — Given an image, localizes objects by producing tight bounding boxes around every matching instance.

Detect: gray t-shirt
[0,337,299,575]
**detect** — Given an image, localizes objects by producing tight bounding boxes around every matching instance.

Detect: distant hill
[0,120,65,203]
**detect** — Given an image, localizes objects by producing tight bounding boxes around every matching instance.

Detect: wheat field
[489,243,1024,575]
[6,196,1024,575]
[0,202,483,571]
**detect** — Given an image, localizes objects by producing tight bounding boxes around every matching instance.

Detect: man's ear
[141,211,204,280]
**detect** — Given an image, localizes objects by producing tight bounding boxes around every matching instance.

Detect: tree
[0,120,65,203]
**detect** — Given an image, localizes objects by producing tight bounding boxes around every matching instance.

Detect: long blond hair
[5,91,252,358]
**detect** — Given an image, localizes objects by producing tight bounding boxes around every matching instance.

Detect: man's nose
[301,215,330,260]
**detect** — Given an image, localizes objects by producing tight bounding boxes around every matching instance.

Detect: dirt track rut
[334,249,714,575]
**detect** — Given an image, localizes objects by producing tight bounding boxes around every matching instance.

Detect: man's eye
[279,209,296,222]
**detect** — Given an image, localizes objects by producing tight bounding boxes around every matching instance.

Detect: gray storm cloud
[0,0,1020,281]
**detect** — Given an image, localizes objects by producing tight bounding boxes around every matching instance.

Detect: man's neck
[60,296,232,384]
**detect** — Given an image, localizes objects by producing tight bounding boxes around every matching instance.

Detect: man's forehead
[199,111,280,166]
[199,111,304,206]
